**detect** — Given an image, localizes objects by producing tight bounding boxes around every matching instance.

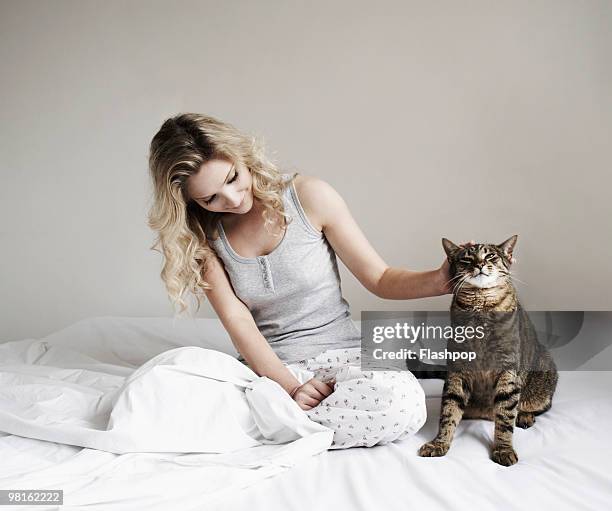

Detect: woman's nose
[225,193,242,208]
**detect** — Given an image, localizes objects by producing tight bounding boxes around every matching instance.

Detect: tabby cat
[418,235,558,466]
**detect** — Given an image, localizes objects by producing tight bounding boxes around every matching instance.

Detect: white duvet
[0,317,333,509]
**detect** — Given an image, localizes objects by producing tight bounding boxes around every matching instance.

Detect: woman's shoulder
[290,174,344,234]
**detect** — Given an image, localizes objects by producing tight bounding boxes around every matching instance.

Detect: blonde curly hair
[147,113,295,316]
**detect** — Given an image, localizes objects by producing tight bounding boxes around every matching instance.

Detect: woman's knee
[373,371,427,429]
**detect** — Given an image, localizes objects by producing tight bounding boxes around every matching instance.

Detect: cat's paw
[418,440,449,457]
[516,412,535,429]
[491,447,518,466]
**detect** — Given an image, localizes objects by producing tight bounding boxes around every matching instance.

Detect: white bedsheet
[1,317,611,510]
[222,373,612,511]
[0,317,333,509]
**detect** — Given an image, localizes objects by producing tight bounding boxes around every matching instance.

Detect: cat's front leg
[418,372,470,457]
[491,370,520,466]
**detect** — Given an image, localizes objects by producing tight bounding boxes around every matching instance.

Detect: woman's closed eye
[204,170,239,205]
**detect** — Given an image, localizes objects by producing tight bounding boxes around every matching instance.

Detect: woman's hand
[291,377,335,411]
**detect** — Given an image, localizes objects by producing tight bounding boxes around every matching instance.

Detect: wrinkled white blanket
[0,318,334,509]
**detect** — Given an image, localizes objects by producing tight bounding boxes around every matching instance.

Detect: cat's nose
[474,263,488,275]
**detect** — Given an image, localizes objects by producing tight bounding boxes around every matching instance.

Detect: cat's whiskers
[451,272,468,291]
[456,277,471,296]
[507,274,528,286]
[451,275,463,293]
[444,274,464,287]
[453,273,470,295]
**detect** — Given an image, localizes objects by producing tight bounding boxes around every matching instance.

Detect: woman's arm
[375,266,448,299]
[294,176,451,300]
[203,253,302,394]
[205,254,333,409]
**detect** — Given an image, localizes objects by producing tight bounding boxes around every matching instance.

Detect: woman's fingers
[309,378,334,397]
[459,239,476,248]
[292,378,337,411]
[300,383,325,401]
[297,393,320,408]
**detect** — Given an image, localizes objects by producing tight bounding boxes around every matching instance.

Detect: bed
[1,316,610,510]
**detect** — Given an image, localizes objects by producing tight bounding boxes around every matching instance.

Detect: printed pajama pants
[286,347,427,449]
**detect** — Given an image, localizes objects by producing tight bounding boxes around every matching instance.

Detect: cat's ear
[442,238,460,259]
[497,235,518,261]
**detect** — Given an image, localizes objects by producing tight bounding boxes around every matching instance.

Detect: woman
[147,113,467,449]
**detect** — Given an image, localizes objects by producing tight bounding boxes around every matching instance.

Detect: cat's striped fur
[418,235,558,466]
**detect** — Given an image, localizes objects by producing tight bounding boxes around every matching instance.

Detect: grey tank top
[207,173,361,365]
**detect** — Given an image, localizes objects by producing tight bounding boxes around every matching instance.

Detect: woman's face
[186,158,253,214]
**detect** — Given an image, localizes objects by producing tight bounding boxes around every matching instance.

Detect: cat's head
[442,235,517,290]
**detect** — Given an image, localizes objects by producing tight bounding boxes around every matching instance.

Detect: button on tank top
[207,173,361,365]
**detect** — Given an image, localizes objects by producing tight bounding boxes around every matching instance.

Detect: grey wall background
[1,0,611,341]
